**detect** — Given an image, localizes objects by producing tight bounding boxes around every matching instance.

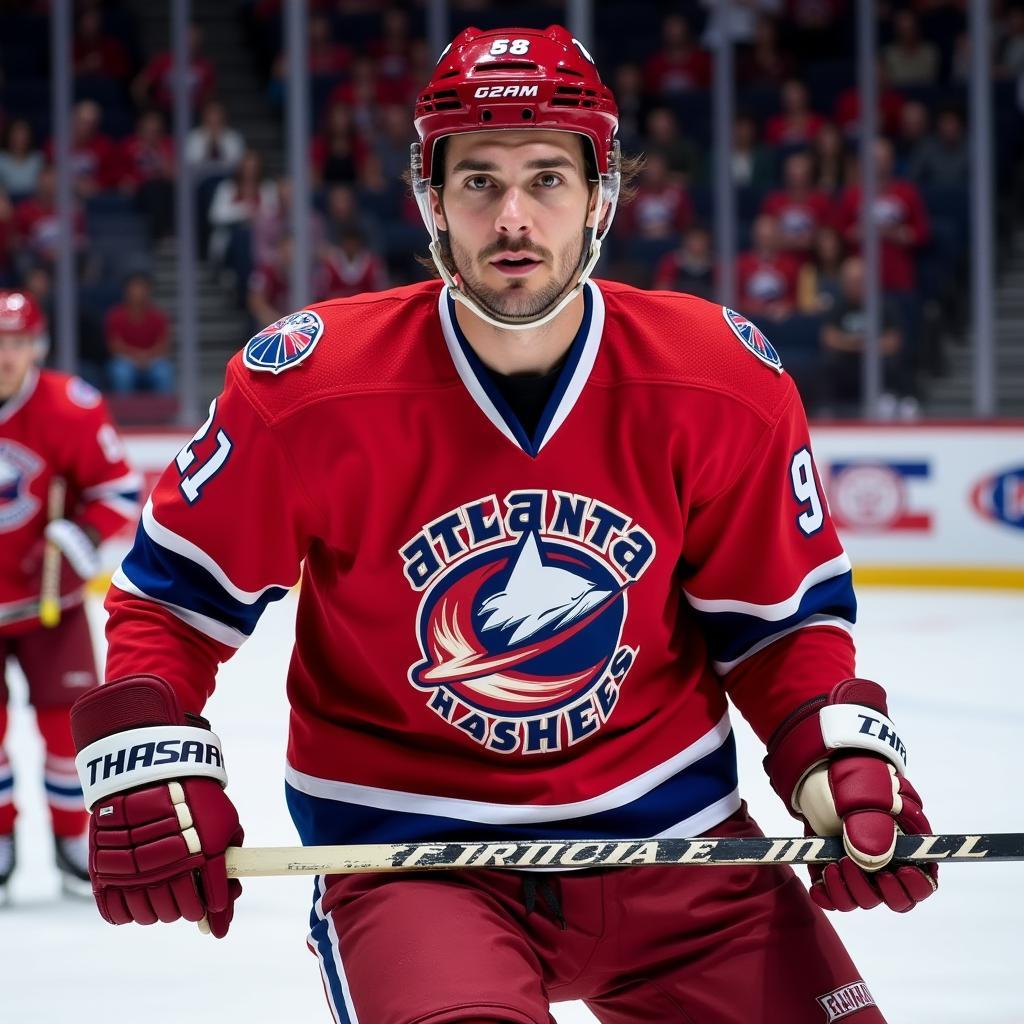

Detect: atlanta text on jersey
[400,490,656,755]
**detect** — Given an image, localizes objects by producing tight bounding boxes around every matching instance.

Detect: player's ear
[585,183,602,230]
[430,187,448,232]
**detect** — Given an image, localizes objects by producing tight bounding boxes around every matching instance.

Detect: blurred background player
[0,291,139,897]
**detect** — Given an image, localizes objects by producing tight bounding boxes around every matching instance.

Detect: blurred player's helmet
[0,291,48,357]
[411,25,620,330]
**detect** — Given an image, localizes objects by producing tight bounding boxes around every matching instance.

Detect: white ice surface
[1,587,1021,1023]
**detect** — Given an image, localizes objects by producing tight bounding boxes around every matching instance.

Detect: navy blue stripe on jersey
[0,774,13,797]
[445,282,594,457]
[308,878,357,1023]
[118,519,290,639]
[286,729,738,847]
[44,779,83,800]
[691,570,856,669]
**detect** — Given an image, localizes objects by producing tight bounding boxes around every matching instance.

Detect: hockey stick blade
[224,833,1024,878]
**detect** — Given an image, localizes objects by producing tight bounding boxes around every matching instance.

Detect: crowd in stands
[0,0,1023,417]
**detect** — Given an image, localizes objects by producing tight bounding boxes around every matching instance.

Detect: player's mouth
[489,253,542,276]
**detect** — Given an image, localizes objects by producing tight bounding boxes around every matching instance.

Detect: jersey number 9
[791,447,824,536]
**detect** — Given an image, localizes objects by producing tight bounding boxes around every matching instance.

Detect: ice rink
[2,585,1021,1023]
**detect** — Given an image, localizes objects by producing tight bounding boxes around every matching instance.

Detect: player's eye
[464,175,491,191]
[536,173,563,188]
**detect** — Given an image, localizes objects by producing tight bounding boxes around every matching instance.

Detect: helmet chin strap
[429,225,602,333]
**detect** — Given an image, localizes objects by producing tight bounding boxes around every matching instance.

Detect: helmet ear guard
[410,25,621,331]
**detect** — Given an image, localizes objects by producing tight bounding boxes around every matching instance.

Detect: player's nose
[494,186,531,235]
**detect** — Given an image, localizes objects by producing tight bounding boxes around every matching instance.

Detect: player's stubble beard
[443,224,589,323]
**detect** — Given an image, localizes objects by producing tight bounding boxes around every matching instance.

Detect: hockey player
[0,290,139,896]
[72,26,936,1023]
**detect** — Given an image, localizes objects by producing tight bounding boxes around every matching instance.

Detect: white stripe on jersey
[713,615,855,675]
[683,552,852,619]
[141,499,297,604]
[81,471,144,500]
[285,711,733,825]
[111,567,249,648]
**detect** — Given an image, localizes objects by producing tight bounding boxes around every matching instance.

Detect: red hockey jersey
[0,369,140,633]
[106,280,857,847]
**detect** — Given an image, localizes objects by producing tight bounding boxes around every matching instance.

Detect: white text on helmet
[473,85,540,99]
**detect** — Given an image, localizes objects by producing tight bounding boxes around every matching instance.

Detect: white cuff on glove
[45,518,100,580]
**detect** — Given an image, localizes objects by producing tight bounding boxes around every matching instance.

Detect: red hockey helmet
[0,291,46,338]
[411,25,622,330]
[413,25,619,184]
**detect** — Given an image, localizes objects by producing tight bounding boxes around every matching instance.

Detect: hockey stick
[39,476,66,629]
[224,832,1024,878]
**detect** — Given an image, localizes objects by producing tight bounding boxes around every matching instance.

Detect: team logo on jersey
[0,441,43,532]
[722,307,783,373]
[243,310,324,374]
[400,491,655,755]
[67,376,101,409]
[970,465,1024,531]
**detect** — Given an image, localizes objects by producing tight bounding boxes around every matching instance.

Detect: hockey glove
[21,518,101,582]
[71,675,243,938]
[763,678,938,913]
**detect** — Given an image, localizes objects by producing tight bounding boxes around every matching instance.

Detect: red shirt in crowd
[74,34,132,80]
[318,250,386,300]
[624,183,694,239]
[45,135,119,192]
[643,48,712,94]
[833,180,931,291]
[104,304,170,356]
[140,51,216,111]
[763,112,827,147]
[834,87,906,139]
[248,263,290,314]
[735,250,801,314]
[14,199,86,260]
[760,190,835,256]
[118,136,175,189]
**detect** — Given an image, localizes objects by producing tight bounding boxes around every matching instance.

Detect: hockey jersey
[0,369,140,633]
[105,279,857,847]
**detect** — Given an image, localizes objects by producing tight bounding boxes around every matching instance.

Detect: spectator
[764,80,826,147]
[369,8,414,92]
[906,106,968,188]
[371,105,414,185]
[328,55,405,134]
[323,183,384,255]
[735,213,801,320]
[620,153,693,240]
[118,110,176,240]
[700,0,784,48]
[247,234,293,330]
[13,167,87,275]
[186,99,245,181]
[760,150,834,261]
[643,14,711,95]
[997,4,1024,78]
[207,150,277,278]
[893,100,932,177]
[644,107,702,185]
[883,9,940,87]
[319,229,388,300]
[820,256,918,418]
[834,64,905,139]
[797,225,846,314]
[611,64,647,153]
[0,119,44,202]
[252,176,324,270]
[0,188,14,286]
[132,23,216,113]
[311,102,368,187]
[653,224,715,300]
[741,15,795,87]
[73,7,132,82]
[834,137,931,294]
[46,100,118,199]
[270,13,351,107]
[811,121,848,195]
[104,273,173,394]
[730,113,777,189]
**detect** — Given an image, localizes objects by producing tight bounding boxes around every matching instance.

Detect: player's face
[433,130,597,322]
[0,333,37,399]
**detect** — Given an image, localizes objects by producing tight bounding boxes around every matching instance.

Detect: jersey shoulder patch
[66,375,102,408]
[243,310,324,375]
[721,307,783,374]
